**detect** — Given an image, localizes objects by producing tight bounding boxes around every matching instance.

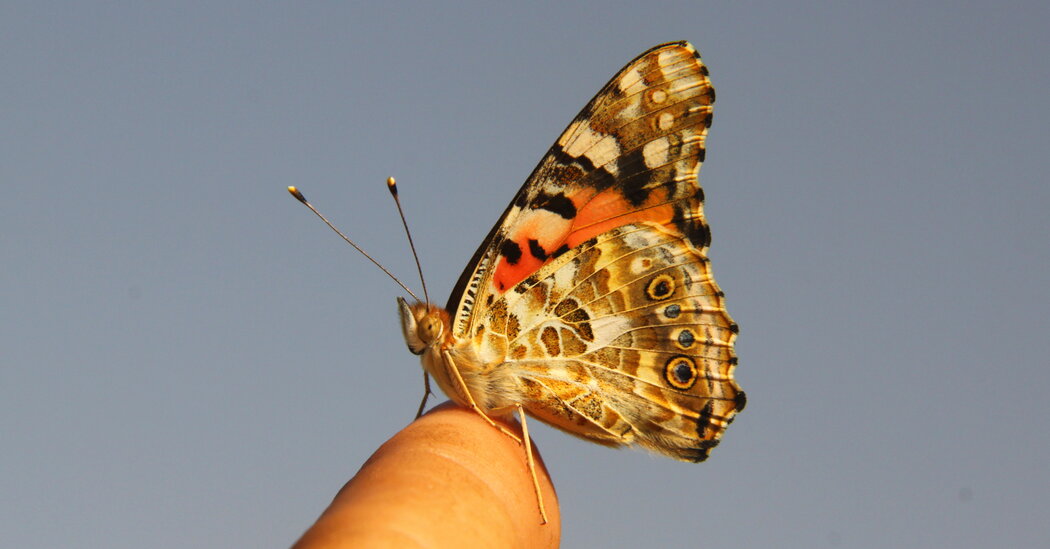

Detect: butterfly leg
[414,371,432,419]
[441,350,522,444]
[517,404,549,524]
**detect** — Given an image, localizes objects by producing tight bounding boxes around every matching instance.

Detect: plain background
[3,2,1048,548]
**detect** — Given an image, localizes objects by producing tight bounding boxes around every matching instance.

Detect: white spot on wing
[658,111,674,130]
[658,49,685,71]
[629,256,653,275]
[618,67,645,93]
[642,137,670,169]
[559,121,621,175]
[670,75,705,97]
[589,314,632,347]
[551,260,577,293]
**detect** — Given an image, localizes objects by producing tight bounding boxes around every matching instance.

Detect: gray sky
[4,2,1049,547]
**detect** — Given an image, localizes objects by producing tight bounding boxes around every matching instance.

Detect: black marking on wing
[532,191,577,219]
[696,401,714,437]
[500,240,522,265]
[551,142,596,172]
[617,150,653,206]
[528,239,548,261]
[671,204,711,250]
[734,390,748,412]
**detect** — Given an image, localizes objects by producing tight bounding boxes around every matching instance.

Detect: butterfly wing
[447,41,715,334]
[477,223,743,461]
[446,41,743,461]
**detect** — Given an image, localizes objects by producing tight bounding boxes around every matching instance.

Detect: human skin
[291,402,561,548]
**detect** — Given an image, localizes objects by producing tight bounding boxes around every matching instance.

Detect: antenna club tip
[386,177,398,195]
[288,186,307,203]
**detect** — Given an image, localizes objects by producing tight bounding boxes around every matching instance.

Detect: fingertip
[293,403,560,549]
[417,403,560,536]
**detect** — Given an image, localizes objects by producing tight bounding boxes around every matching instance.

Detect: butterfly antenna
[287,186,420,302]
[386,177,431,305]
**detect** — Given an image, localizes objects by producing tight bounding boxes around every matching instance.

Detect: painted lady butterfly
[293,41,745,524]
[397,41,746,519]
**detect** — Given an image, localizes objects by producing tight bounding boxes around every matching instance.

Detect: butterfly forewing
[447,42,716,335]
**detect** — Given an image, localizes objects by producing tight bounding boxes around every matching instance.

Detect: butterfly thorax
[397,297,519,415]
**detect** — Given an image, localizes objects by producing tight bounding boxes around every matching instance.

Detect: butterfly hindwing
[467,222,742,461]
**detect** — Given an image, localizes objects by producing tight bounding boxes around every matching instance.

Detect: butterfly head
[397,297,451,355]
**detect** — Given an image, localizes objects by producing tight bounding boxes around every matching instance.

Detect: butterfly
[397,41,746,521]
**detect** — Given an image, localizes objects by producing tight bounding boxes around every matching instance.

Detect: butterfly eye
[664,356,698,390]
[418,315,444,344]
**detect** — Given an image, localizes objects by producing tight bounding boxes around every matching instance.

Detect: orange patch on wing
[493,249,544,293]
[566,187,674,247]
[492,211,572,292]
[491,186,673,294]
